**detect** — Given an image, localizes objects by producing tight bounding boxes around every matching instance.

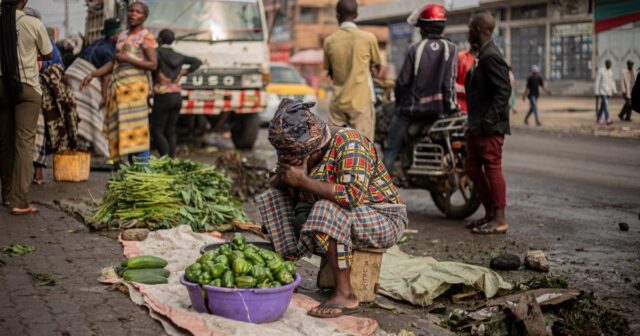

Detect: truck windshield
[270,66,305,84]
[145,0,264,42]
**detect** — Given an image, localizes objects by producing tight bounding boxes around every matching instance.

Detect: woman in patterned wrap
[80,2,157,163]
[257,98,408,318]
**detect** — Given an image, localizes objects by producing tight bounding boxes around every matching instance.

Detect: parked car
[261,62,317,125]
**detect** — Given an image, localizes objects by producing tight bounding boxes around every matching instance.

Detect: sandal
[471,223,508,235]
[465,218,490,229]
[307,303,361,318]
[11,205,39,215]
[2,201,10,208]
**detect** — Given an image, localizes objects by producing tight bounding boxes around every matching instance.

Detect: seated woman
[257,99,408,318]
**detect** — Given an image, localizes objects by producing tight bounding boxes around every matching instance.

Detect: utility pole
[53,0,78,38]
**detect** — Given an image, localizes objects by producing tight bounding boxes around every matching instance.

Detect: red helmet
[419,4,447,22]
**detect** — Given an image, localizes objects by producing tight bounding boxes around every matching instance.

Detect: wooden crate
[316,247,385,302]
[53,151,91,182]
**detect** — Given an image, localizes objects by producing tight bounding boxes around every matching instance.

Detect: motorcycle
[375,100,480,219]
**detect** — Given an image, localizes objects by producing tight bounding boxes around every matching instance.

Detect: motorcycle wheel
[430,174,481,219]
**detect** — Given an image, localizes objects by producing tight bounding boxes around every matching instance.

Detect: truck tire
[430,190,481,219]
[231,114,260,149]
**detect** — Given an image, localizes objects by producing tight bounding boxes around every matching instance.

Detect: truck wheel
[231,114,260,149]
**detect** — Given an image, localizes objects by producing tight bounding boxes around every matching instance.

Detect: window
[448,13,472,26]
[300,7,319,24]
[512,4,547,20]
[511,25,546,79]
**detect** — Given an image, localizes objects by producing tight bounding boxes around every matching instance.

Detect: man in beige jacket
[619,60,634,121]
[323,0,382,140]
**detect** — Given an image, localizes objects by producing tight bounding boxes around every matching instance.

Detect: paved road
[395,128,640,333]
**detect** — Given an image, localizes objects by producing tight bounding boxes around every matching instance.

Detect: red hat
[419,4,447,22]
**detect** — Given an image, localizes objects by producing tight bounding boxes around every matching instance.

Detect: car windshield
[145,0,264,42]
[270,66,305,84]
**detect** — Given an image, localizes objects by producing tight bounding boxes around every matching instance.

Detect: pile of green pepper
[184,233,296,289]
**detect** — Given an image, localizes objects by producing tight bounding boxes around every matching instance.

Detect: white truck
[84,0,270,149]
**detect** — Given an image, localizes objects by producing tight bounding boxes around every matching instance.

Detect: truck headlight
[242,73,262,87]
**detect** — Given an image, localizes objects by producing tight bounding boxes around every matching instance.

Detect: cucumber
[123,255,168,269]
[123,269,170,284]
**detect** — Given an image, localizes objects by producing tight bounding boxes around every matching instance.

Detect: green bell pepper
[276,268,294,284]
[265,268,274,281]
[185,263,203,282]
[214,254,229,266]
[235,275,257,288]
[244,243,259,253]
[218,244,232,256]
[231,232,247,250]
[267,257,284,273]
[258,249,277,261]
[250,265,268,282]
[222,270,235,288]
[229,250,245,262]
[244,250,266,267]
[208,278,222,287]
[256,279,271,288]
[283,261,296,275]
[233,258,252,276]
[271,281,282,287]
[209,263,227,279]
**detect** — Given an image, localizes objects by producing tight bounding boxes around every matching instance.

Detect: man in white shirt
[618,60,634,121]
[594,59,616,125]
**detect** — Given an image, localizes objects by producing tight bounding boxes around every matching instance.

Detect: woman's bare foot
[33,167,44,185]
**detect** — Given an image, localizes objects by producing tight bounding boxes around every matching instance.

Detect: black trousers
[150,93,182,158]
[619,98,632,121]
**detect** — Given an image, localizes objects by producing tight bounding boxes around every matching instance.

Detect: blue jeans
[128,150,150,165]
[525,95,540,125]
[597,95,610,122]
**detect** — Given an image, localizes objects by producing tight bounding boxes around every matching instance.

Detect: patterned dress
[105,29,156,158]
[257,128,408,269]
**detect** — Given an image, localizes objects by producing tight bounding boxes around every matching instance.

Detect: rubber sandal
[307,303,361,318]
[471,223,507,235]
[11,205,39,215]
[465,218,490,229]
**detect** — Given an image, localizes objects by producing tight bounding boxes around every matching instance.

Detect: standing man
[595,59,616,125]
[464,12,511,234]
[323,0,382,140]
[522,65,551,126]
[619,60,634,121]
[383,3,458,170]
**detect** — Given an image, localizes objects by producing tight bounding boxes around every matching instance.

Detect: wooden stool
[316,247,385,302]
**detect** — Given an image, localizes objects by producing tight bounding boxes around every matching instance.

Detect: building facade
[359,0,640,96]
[265,0,390,62]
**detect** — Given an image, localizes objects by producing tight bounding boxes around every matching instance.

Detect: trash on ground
[213,151,270,202]
[28,272,56,286]
[121,229,149,241]
[618,222,629,231]
[397,235,412,245]
[378,246,511,306]
[489,253,521,270]
[525,250,549,272]
[3,244,36,256]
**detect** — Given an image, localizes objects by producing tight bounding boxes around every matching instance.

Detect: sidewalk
[511,96,640,138]
[0,172,165,335]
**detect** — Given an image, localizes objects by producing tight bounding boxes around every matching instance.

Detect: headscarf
[268,98,327,162]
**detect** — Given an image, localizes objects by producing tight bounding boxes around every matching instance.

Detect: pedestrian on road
[619,60,634,121]
[464,12,511,235]
[67,18,121,159]
[152,29,202,158]
[0,0,53,215]
[257,98,406,318]
[595,59,616,125]
[383,3,458,171]
[522,65,551,126]
[323,0,382,140]
[81,3,157,164]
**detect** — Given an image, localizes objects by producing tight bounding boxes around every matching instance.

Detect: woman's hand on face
[278,158,308,189]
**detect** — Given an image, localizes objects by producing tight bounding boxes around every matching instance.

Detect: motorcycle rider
[382,4,458,171]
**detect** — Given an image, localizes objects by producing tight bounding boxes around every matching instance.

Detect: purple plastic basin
[180,273,301,323]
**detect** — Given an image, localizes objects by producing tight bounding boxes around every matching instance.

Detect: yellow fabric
[105,66,150,158]
[323,25,381,136]
[12,10,53,95]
